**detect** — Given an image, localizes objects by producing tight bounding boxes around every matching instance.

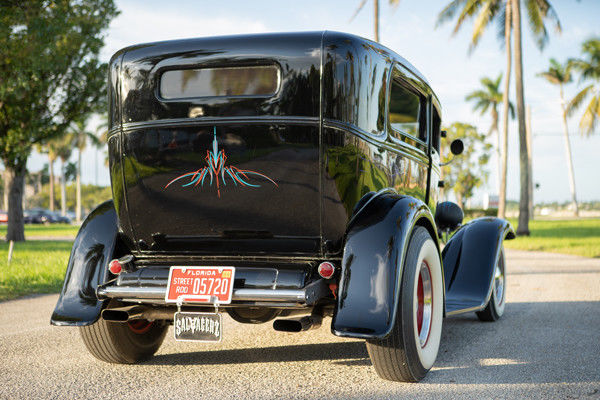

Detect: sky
[27,0,600,204]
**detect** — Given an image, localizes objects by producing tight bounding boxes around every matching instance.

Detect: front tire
[476,248,506,322]
[79,317,168,364]
[366,226,444,382]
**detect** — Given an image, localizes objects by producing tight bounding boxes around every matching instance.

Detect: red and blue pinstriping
[164,128,278,198]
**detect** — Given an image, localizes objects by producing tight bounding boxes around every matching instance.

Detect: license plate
[165,266,235,304]
[174,311,222,342]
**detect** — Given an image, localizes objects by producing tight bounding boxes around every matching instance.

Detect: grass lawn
[0,224,79,239]
[504,218,600,258]
[0,240,71,301]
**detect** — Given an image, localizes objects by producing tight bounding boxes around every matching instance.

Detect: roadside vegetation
[0,241,71,301]
[0,224,78,239]
[503,218,600,258]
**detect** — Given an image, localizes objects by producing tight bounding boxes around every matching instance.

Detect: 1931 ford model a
[51,31,514,382]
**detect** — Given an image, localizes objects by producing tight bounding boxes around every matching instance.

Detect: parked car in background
[51,211,71,224]
[25,208,60,224]
[0,210,7,224]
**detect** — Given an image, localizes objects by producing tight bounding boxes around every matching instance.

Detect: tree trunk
[526,106,534,218]
[3,170,8,210]
[491,107,500,196]
[49,157,55,212]
[512,0,530,236]
[76,148,82,223]
[560,86,579,216]
[374,0,379,42]
[498,0,512,220]
[60,159,67,216]
[5,166,26,242]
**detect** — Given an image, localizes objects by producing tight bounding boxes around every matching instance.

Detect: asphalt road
[1,249,599,400]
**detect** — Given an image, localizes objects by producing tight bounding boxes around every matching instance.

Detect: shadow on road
[146,301,600,386]
[148,341,370,366]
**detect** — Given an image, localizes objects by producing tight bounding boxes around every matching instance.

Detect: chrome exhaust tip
[273,315,322,332]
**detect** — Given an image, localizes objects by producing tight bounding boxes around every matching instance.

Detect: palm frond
[469,0,501,52]
[525,0,549,50]
[567,84,594,116]
[349,0,368,22]
[436,0,468,28]
[579,94,599,136]
[454,0,484,36]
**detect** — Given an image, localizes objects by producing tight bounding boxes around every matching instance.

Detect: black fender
[50,200,118,326]
[442,217,515,315]
[331,191,440,339]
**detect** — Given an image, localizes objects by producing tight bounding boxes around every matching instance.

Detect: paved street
[1,249,599,399]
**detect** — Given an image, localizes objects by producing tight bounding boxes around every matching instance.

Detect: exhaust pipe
[101,306,177,322]
[273,315,322,332]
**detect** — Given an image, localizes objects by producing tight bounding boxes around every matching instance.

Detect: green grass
[0,224,78,239]
[504,218,600,258]
[0,240,71,301]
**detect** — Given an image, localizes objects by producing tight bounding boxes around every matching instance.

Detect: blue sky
[29,0,600,203]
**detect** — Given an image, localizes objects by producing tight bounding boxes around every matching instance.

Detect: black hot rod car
[51,31,514,382]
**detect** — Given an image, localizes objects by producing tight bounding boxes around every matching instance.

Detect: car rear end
[101,32,337,330]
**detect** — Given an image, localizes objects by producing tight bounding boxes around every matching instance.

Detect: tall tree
[465,74,514,197]
[36,143,58,212]
[537,58,579,216]
[0,0,118,241]
[437,0,560,234]
[441,122,492,209]
[568,37,600,136]
[350,0,401,42]
[55,134,73,217]
[69,118,101,223]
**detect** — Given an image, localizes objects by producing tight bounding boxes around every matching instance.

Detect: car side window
[431,107,441,153]
[388,77,426,143]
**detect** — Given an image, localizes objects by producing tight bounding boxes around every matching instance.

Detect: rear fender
[442,217,515,315]
[331,191,440,339]
[50,200,118,326]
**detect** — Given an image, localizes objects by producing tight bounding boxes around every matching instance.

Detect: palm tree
[465,74,514,196]
[437,0,560,234]
[54,134,73,217]
[36,142,58,211]
[537,59,579,216]
[350,0,401,42]
[568,37,600,136]
[69,119,101,223]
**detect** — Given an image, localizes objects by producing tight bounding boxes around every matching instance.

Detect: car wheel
[476,248,506,322]
[366,226,443,382]
[79,317,168,364]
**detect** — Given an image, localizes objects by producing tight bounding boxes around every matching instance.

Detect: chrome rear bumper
[96,278,330,308]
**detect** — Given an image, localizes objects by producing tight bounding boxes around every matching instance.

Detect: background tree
[350,0,401,42]
[441,122,492,209]
[0,0,119,241]
[537,58,579,216]
[35,142,58,211]
[437,0,561,233]
[69,117,101,223]
[568,37,600,136]
[53,134,74,217]
[465,73,514,196]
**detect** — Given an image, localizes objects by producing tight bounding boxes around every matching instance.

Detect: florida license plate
[174,311,222,342]
[165,266,235,304]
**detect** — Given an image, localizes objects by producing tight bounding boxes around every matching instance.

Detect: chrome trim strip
[97,286,307,304]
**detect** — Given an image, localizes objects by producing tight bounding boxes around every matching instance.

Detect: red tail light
[108,259,122,275]
[317,261,335,279]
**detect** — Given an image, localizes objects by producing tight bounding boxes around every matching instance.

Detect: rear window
[160,65,280,99]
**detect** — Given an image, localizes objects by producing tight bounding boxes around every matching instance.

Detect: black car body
[52,31,514,382]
